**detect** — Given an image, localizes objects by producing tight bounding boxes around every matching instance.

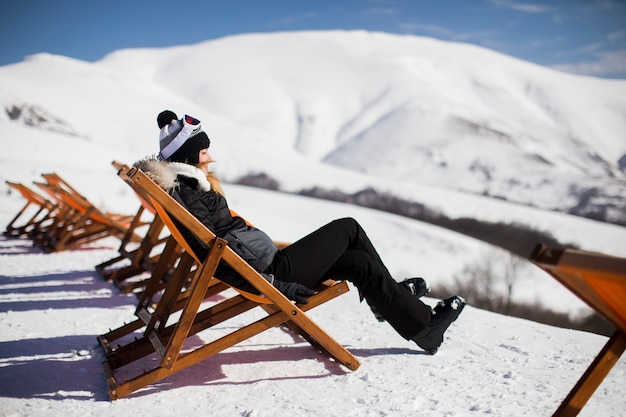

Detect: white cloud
[599,0,624,10]
[608,29,626,43]
[279,12,319,26]
[399,22,454,37]
[364,8,398,16]
[399,22,497,44]
[488,0,556,13]
[554,42,606,58]
[551,49,626,77]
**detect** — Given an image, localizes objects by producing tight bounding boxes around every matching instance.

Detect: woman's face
[197,148,211,173]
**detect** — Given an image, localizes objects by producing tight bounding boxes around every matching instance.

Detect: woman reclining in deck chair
[136,110,465,355]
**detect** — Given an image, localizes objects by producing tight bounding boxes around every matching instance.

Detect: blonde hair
[197,161,224,196]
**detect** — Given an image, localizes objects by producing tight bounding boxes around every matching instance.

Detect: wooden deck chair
[95,205,174,293]
[98,165,360,400]
[95,161,176,293]
[33,179,116,252]
[31,173,140,251]
[4,181,58,237]
[41,172,138,238]
[30,180,84,250]
[530,244,626,417]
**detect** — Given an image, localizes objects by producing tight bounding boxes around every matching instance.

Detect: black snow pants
[266,217,431,340]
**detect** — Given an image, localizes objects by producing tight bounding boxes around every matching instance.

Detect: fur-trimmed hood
[134,158,212,192]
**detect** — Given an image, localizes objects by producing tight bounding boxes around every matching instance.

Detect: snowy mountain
[1,31,625,415]
[2,30,624,226]
[1,30,626,313]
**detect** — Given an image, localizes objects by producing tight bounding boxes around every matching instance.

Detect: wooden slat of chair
[133,235,186,320]
[96,239,216,354]
[102,277,350,396]
[553,332,626,417]
[99,165,359,400]
[95,205,171,290]
[98,260,229,364]
[32,180,98,250]
[530,244,626,417]
[41,172,137,229]
[94,204,147,277]
[94,163,173,292]
[41,173,136,237]
[4,181,58,237]
[31,180,84,251]
[33,180,113,251]
[12,181,63,241]
[30,173,139,251]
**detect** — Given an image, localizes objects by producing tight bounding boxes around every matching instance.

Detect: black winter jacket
[136,159,274,293]
[176,175,247,238]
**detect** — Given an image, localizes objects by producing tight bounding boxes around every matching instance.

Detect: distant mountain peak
[6,104,83,138]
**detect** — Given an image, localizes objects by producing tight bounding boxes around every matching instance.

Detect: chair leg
[553,331,626,417]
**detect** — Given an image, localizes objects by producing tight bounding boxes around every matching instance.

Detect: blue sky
[1,0,625,78]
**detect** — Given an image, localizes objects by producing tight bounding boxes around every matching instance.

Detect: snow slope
[0,188,624,417]
[1,31,625,224]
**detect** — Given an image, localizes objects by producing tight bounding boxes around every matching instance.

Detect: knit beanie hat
[157,114,210,164]
[157,110,178,129]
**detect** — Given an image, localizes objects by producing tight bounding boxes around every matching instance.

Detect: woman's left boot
[412,295,465,355]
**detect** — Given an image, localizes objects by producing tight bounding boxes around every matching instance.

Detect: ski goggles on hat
[158,115,203,161]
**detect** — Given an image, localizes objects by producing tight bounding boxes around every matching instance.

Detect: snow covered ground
[1,186,624,417]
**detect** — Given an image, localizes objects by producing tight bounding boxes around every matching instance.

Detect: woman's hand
[273,280,315,304]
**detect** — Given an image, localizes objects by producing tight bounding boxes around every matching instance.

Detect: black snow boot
[412,295,465,355]
[403,277,431,298]
[371,278,431,322]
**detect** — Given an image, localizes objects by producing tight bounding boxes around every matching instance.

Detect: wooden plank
[161,238,226,369]
[553,331,626,417]
[530,245,626,332]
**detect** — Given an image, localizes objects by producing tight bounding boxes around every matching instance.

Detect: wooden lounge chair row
[98,163,361,400]
[4,172,140,252]
[4,180,57,238]
[93,162,175,293]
